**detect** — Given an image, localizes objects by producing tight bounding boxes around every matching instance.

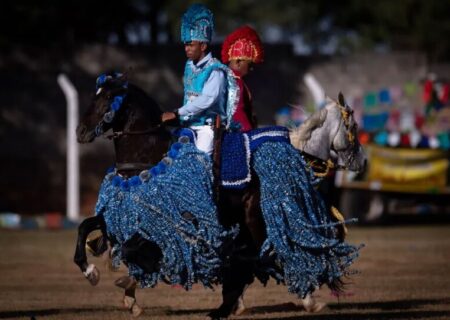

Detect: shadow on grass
[2,298,449,319]
[328,298,450,311]
[241,310,450,320]
[0,306,171,319]
[0,307,117,319]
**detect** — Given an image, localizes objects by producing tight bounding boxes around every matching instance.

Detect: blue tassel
[150,166,160,177]
[252,141,361,298]
[95,142,236,290]
[168,148,179,159]
[156,162,167,174]
[111,101,120,111]
[96,74,107,87]
[129,176,141,187]
[114,96,124,104]
[112,175,122,187]
[178,128,196,143]
[120,180,130,191]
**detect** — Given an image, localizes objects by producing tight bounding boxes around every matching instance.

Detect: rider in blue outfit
[162,4,228,155]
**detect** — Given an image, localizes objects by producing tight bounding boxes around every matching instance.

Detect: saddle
[213,126,291,190]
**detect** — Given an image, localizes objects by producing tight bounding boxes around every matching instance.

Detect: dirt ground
[0,225,449,320]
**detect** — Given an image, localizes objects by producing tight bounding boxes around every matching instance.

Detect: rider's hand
[161,111,177,123]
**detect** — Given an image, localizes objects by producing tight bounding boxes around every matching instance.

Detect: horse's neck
[113,91,170,172]
[296,105,340,161]
[113,130,170,164]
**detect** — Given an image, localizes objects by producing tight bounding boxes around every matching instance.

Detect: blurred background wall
[1,0,449,217]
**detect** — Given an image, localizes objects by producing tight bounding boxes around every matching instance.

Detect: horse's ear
[338,92,346,107]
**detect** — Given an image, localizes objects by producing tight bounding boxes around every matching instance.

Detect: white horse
[291,92,366,174]
[232,93,366,317]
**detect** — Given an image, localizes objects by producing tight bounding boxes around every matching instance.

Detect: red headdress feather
[221,25,264,64]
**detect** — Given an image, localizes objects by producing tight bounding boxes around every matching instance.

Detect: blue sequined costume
[219,126,361,297]
[95,140,235,289]
[251,139,362,298]
[180,57,240,128]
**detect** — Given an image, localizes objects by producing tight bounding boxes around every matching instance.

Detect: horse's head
[330,93,366,172]
[76,72,129,143]
[291,92,366,173]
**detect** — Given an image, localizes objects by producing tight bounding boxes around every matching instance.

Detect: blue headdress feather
[181,4,214,43]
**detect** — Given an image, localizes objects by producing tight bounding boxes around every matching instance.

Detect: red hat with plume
[221,26,264,64]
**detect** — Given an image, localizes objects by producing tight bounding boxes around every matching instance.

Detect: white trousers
[191,125,214,156]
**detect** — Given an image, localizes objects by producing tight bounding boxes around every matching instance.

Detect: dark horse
[74,73,171,315]
[74,73,365,319]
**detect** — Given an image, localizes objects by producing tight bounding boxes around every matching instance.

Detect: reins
[103,124,164,140]
[300,150,346,178]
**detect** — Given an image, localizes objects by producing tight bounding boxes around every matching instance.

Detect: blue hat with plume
[181,4,214,43]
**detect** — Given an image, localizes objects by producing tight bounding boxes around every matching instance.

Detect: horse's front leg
[115,275,143,317]
[74,215,106,285]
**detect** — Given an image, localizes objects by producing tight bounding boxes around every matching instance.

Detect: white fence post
[57,74,80,222]
[303,73,326,109]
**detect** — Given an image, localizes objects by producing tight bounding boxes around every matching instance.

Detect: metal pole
[303,73,326,109]
[57,74,80,222]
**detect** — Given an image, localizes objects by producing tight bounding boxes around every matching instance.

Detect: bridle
[331,101,360,169]
[93,79,164,141]
[92,74,168,172]
[103,125,164,140]
[302,101,359,177]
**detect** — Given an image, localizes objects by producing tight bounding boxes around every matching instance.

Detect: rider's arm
[177,70,225,117]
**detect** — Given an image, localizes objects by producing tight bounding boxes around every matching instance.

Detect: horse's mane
[290,106,328,149]
[128,83,163,125]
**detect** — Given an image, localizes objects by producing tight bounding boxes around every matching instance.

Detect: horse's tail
[327,277,345,295]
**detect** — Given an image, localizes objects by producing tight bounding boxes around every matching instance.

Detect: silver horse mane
[290,98,334,150]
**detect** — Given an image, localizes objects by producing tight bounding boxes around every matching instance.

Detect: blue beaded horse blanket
[95,138,236,289]
[220,126,290,189]
[252,141,362,298]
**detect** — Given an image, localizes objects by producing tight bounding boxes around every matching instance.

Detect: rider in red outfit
[221,26,264,132]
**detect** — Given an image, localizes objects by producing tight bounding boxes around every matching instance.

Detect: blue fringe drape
[95,142,235,289]
[252,141,362,298]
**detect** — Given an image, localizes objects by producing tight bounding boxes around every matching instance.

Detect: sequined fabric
[182,58,240,128]
[252,141,362,298]
[220,126,290,189]
[95,142,236,289]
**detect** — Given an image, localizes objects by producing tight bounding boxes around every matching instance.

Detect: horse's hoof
[115,276,137,290]
[232,296,246,315]
[207,309,229,320]
[301,294,326,313]
[131,303,143,317]
[83,264,100,286]
[305,301,326,313]
[123,296,143,317]
[123,296,135,309]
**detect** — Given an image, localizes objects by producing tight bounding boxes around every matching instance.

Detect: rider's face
[184,41,207,63]
[229,59,254,77]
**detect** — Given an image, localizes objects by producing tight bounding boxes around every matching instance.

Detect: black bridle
[103,125,164,140]
[92,80,168,172]
[93,85,164,141]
